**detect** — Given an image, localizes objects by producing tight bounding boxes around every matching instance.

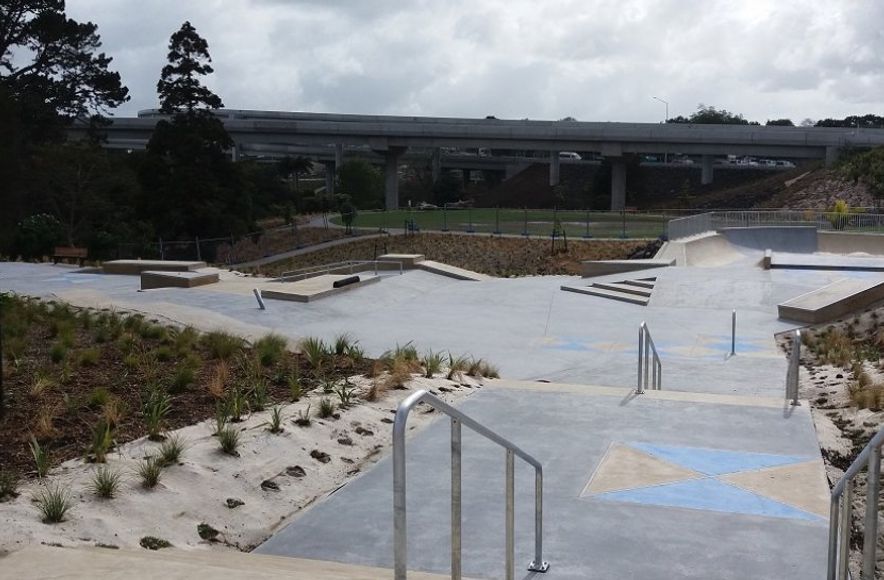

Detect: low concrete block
[763,249,772,270]
[778,278,884,323]
[377,254,425,268]
[140,270,219,290]
[581,259,673,277]
[104,260,207,275]
[263,274,380,303]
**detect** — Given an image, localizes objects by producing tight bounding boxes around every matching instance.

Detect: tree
[143,22,248,238]
[337,159,383,209]
[0,0,129,139]
[816,114,884,129]
[766,118,794,126]
[278,156,313,196]
[668,104,757,125]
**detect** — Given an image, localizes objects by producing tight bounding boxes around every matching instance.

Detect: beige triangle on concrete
[720,459,830,518]
[582,442,701,496]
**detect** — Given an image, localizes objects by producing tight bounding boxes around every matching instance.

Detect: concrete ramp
[659,233,745,267]
[581,259,673,277]
[778,278,884,323]
[416,260,489,281]
[720,226,818,253]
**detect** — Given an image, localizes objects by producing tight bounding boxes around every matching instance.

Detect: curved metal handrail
[393,390,549,580]
[828,426,884,579]
[637,322,662,393]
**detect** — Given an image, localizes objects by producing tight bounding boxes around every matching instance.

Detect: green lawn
[331,209,670,239]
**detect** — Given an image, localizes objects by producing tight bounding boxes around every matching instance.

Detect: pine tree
[156,21,224,115]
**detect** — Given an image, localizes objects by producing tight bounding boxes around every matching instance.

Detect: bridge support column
[825,146,841,168]
[230,144,240,162]
[324,161,335,195]
[384,147,406,210]
[431,148,442,183]
[701,155,714,185]
[550,151,560,186]
[335,144,344,174]
[610,157,626,210]
[462,169,471,188]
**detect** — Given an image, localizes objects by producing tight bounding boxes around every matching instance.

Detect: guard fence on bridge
[667,210,884,240]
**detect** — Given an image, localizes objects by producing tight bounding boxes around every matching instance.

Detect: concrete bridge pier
[335,144,343,173]
[550,151,560,186]
[431,148,442,183]
[323,161,335,195]
[610,157,626,210]
[825,146,841,168]
[701,154,714,185]
[384,147,406,209]
[462,169,471,188]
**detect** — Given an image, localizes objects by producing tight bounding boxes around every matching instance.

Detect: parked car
[559,151,582,160]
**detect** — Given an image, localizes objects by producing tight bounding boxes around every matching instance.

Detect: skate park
[3,212,884,579]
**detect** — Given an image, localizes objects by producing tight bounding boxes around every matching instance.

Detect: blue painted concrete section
[594,478,823,523]
[631,442,811,476]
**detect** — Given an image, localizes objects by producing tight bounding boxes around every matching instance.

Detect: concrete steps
[561,276,658,306]
[0,545,461,580]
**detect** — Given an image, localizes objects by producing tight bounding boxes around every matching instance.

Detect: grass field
[331,209,670,239]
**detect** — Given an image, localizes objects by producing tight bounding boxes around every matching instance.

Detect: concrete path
[257,381,828,579]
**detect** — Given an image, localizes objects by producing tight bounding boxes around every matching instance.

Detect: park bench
[52,246,88,266]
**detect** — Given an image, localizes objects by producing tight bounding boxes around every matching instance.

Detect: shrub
[317,398,336,419]
[218,427,240,456]
[294,405,311,427]
[136,458,163,488]
[157,433,186,466]
[90,419,114,463]
[267,406,284,434]
[34,483,74,523]
[300,337,328,369]
[255,333,287,367]
[30,437,51,478]
[143,390,172,441]
[49,342,67,364]
[77,348,101,367]
[140,536,172,550]
[90,466,123,498]
[203,331,244,360]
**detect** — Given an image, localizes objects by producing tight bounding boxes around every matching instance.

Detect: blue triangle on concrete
[630,443,810,476]
[594,478,823,522]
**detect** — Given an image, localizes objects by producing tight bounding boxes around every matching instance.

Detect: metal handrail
[637,322,662,393]
[667,210,884,240]
[393,390,549,580]
[828,426,884,579]
[786,330,801,406]
[276,259,403,281]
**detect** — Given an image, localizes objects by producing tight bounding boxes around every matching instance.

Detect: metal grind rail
[276,259,403,281]
[637,321,662,393]
[392,390,549,580]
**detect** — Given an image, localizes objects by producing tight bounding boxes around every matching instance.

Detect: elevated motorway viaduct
[75,109,884,210]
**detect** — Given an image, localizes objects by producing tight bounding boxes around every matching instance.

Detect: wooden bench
[53,246,88,266]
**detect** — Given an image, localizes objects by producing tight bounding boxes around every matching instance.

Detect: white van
[559,151,582,160]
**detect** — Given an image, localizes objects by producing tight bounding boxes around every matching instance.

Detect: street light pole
[653,96,669,164]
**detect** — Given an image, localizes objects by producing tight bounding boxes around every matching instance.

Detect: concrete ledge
[103,260,206,275]
[262,274,380,303]
[819,231,884,255]
[140,270,219,290]
[770,252,884,271]
[377,253,425,268]
[416,260,489,281]
[581,259,673,277]
[778,278,884,323]
[763,249,772,270]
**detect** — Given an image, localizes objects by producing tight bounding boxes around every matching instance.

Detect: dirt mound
[759,169,877,209]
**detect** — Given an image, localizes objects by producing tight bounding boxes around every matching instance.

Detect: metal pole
[195,236,202,261]
[791,330,801,406]
[451,418,462,580]
[828,496,841,580]
[252,289,266,310]
[840,484,852,580]
[731,310,736,357]
[862,448,881,578]
[527,468,549,572]
[637,325,645,394]
[644,333,651,390]
[158,237,165,260]
[506,449,515,580]
[393,413,407,580]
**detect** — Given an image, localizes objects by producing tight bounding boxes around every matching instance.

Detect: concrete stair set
[562,276,657,305]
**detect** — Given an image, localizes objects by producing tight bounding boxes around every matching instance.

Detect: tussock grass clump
[90,465,123,498]
[143,390,172,441]
[816,328,854,367]
[294,405,311,427]
[218,427,240,456]
[77,348,101,367]
[300,337,329,369]
[447,353,470,381]
[288,368,303,401]
[335,382,356,408]
[29,372,55,398]
[157,434,186,466]
[30,437,51,478]
[170,364,196,394]
[208,361,230,399]
[33,405,59,439]
[333,333,355,356]
[0,471,19,500]
[317,398,336,419]
[34,483,74,523]
[267,406,284,434]
[423,351,444,378]
[87,386,111,409]
[255,333,287,367]
[250,378,269,412]
[225,386,249,422]
[203,331,244,360]
[90,419,114,463]
[136,458,163,488]
[49,342,67,364]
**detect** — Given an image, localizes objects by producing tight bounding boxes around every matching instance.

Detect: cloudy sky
[67,0,884,123]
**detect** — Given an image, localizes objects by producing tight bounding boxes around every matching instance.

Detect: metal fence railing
[276,260,403,281]
[667,210,884,240]
[637,321,662,393]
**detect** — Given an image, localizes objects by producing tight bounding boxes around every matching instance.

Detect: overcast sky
[66,0,884,123]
